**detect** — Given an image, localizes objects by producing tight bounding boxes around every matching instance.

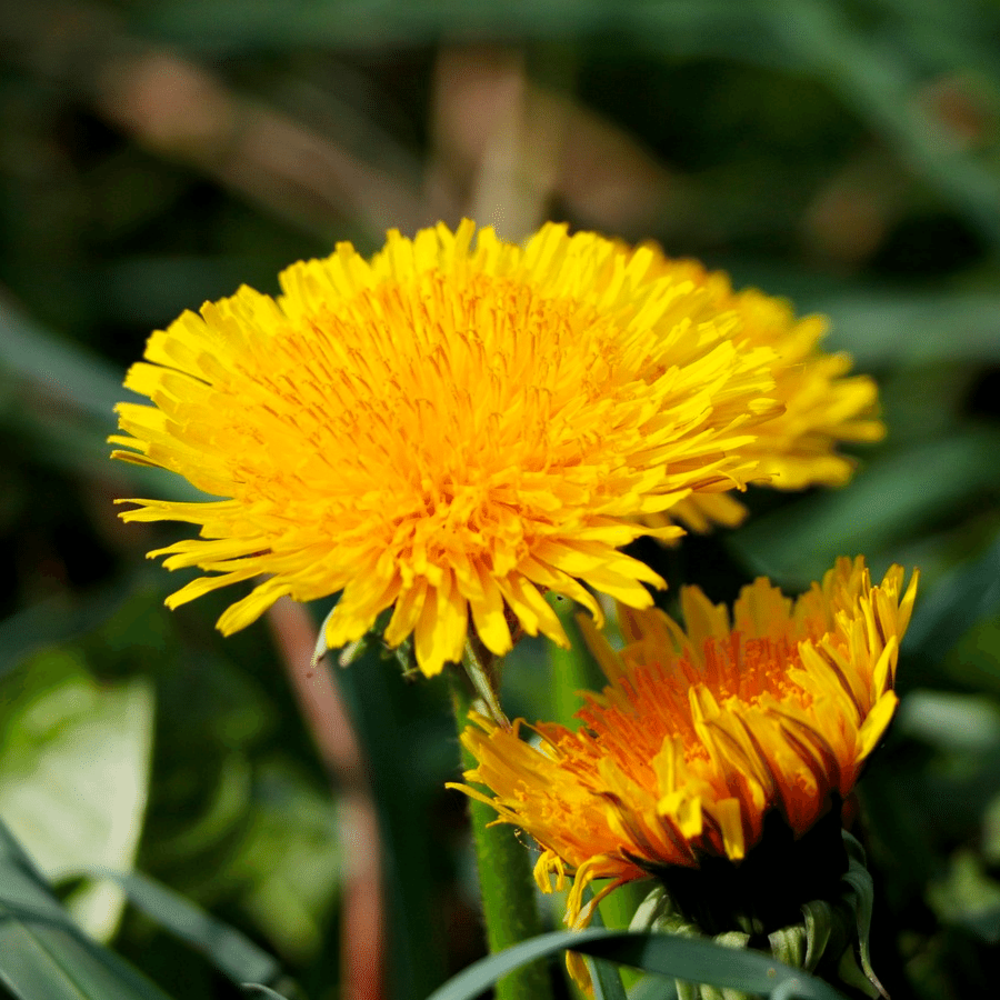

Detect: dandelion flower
[453,557,917,932]
[638,260,884,533]
[111,220,785,677]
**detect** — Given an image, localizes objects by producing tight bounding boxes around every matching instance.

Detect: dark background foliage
[2,2,1000,999]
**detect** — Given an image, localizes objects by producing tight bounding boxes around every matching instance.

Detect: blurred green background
[2,2,1000,999]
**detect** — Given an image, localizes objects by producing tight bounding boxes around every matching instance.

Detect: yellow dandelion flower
[452,557,918,931]
[111,220,784,677]
[637,259,884,533]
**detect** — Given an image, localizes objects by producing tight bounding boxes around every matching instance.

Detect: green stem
[451,648,554,1000]
[546,596,604,727]
[461,638,509,724]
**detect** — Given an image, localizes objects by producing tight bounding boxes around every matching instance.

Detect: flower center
[221,268,665,577]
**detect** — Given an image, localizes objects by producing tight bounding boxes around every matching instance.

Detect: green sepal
[632,888,757,1000]
[801,901,835,972]
[630,884,673,932]
[768,924,807,971]
[838,833,885,998]
[627,830,887,1000]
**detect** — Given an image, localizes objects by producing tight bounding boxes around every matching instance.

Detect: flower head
[638,259,884,533]
[452,557,917,928]
[112,220,784,675]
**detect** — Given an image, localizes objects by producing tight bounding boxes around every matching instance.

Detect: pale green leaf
[0,650,154,941]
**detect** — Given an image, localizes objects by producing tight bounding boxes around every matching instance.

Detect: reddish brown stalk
[266,597,385,1000]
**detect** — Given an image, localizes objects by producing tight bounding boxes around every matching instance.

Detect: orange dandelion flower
[452,557,917,932]
[111,220,786,676]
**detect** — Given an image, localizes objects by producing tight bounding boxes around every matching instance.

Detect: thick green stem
[451,650,554,1000]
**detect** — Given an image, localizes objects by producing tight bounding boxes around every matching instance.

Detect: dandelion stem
[451,657,553,1000]
[462,637,509,723]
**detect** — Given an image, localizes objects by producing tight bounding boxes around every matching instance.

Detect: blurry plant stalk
[266,598,385,1000]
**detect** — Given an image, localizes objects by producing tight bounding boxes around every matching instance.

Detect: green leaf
[0,817,175,1000]
[0,290,208,497]
[628,976,680,1000]
[225,759,341,962]
[771,0,1000,250]
[425,929,850,1000]
[903,533,1000,667]
[927,849,1000,943]
[813,293,1000,366]
[134,1,775,57]
[585,893,628,1000]
[896,691,1000,753]
[730,430,1000,586]
[0,650,154,942]
[241,986,295,1000]
[0,296,126,421]
[590,957,629,1000]
[83,868,281,987]
[0,583,140,685]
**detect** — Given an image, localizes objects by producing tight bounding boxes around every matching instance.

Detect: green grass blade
[83,868,282,987]
[0,818,175,1000]
[731,429,1000,586]
[425,928,850,1000]
[134,1,774,55]
[771,0,1000,249]
[585,906,628,1000]
[904,533,1000,665]
[240,985,296,999]
[0,296,126,421]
